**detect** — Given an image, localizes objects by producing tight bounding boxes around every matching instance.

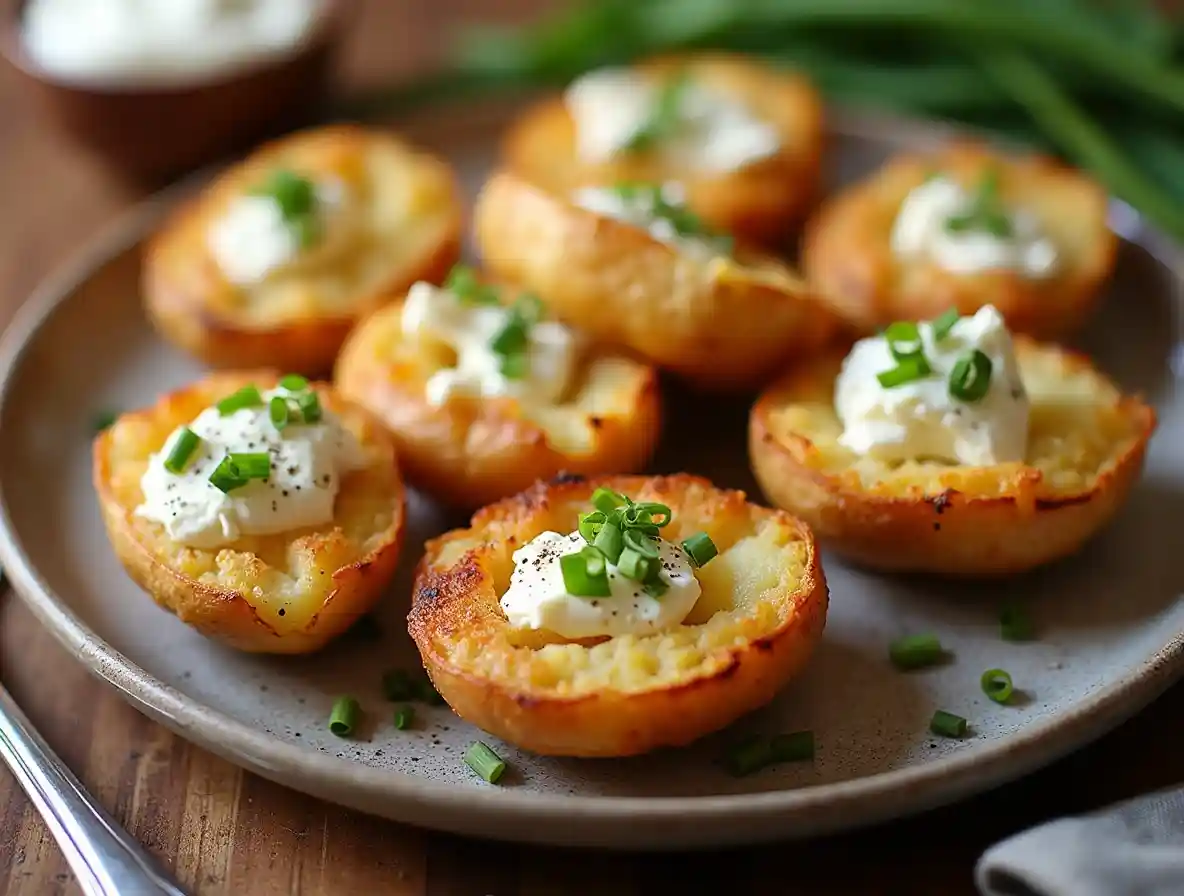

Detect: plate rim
[1,109,1182,848]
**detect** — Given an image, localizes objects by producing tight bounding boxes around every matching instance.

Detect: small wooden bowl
[1,0,348,184]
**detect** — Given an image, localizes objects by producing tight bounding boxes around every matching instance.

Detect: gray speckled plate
[1,109,1182,850]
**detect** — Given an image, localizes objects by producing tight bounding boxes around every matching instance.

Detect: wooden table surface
[1,2,1182,894]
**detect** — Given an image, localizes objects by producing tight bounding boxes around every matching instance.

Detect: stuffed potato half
[408,474,828,757]
[93,372,405,653]
[502,52,826,246]
[334,294,662,509]
[749,341,1156,576]
[473,170,838,392]
[144,124,462,374]
[800,143,1117,340]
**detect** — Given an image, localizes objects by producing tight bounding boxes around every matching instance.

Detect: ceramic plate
[1,109,1182,850]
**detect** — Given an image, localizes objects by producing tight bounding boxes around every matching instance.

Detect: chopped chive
[770,730,815,763]
[931,308,961,341]
[949,350,993,402]
[296,391,322,424]
[215,385,262,416]
[681,532,717,568]
[381,669,418,702]
[328,696,360,737]
[981,668,1015,704]
[642,576,669,598]
[629,502,672,528]
[592,487,627,515]
[92,409,118,433]
[227,452,270,480]
[877,355,931,388]
[888,633,946,670]
[279,373,309,392]
[944,212,976,233]
[291,215,321,249]
[490,316,529,357]
[561,546,612,597]
[884,321,924,362]
[163,427,201,474]
[254,169,316,220]
[617,548,655,583]
[268,395,290,430]
[723,736,773,777]
[592,521,624,564]
[623,527,659,559]
[623,69,690,152]
[464,741,506,784]
[578,510,606,544]
[1000,604,1035,642]
[499,351,530,380]
[514,293,545,326]
[208,455,248,493]
[394,705,415,730]
[445,264,500,306]
[930,709,968,739]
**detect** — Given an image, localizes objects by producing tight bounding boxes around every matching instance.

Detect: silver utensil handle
[0,684,189,896]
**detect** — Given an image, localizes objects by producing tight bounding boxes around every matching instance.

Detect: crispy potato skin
[408,474,828,757]
[473,170,838,392]
[749,340,1156,576]
[93,372,405,653]
[801,143,1118,340]
[334,296,662,509]
[502,53,826,246]
[144,125,463,374]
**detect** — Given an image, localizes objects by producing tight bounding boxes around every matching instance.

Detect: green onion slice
[981,668,1015,704]
[723,736,773,777]
[279,373,309,392]
[163,427,201,474]
[328,696,360,738]
[623,69,690,152]
[92,409,119,434]
[254,169,316,220]
[931,308,961,341]
[296,391,322,424]
[681,532,717,568]
[227,452,270,481]
[623,527,659,559]
[877,355,931,388]
[394,705,415,730]
[499,351,530,380]
[592,521,624,564]
[464,741,506,784]
[642,576,669,598]
[930,709,968,739]
[208,456,248,493]
[561,546,612,597]
[628,502,672,529]
[770,730,815,763]
[592,487,628,515]
[578,510,606,544]
[617,548,655,583]
[1000,604,1035,642]
[515,293,544,326]
[445,264,500,306]
[888,633,945,671]
[215,385,262,416]
[268,396,290,430]
[884,321,924,362]
[949,350,993,402]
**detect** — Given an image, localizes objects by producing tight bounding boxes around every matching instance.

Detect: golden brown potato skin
[473,170,838,392]
[503,53,826,246]
[334,295,662,509]
[144,125,462,374]
[94,372,405,653]
[801,143,1117,340]
[749,340,1156,576]
[408,474,828,757]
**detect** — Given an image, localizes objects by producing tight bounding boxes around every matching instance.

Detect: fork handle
[0,684,189,896]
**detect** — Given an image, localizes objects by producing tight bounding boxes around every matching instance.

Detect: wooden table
[1,2,1182,893]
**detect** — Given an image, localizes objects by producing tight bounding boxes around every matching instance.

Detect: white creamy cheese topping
[573,182,725,260]
[401,281,582,408]
[890,176,1059,278]
[21,0,323,88]
[834,305,1030,466]
[206,179,346,287]
[499,531,701,639]
[565,67,780,173]
[136,386,366,549]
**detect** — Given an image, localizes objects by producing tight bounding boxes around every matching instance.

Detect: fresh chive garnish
[268,395,290,430]
[279,373,309,392]
[723,736,773,777]
[623,527,659,559]
[464,741,506,784]
[561,546,612,597]
[930,710,968,739]
[394,705,415,730]
[592,521,624,564]
[490,315,529,356]
[499,351,530,380]
[642,574,669,598]
[578,510,606,544]
[884,321,924,362]
[1000,604,1035,642]
[296,391,322,424]
[163,427,202,474]
[888,633,945,670]
[630,502,672,528]
[623,69,690,152]
[254,169,316,220]
[208,455,248,493]
[931,308,961,341]
[445,264,500,306]
[227,452,270,480]
[770,730,815,763]
[877,355,931,388]
[381,669,418,702]
[949,349,993,402]
[592,487,627,515]
[215,385,262,416]
[617,547,655,583]
[328,696,360,737]
[681,532,718,568]
[981,668,1015,704]
[92,409,118,434]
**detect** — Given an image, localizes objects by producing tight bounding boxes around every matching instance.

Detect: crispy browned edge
[92,371,406,654]
[748,344,1157,577]
[406,472,829,757]
[142,124,464,376]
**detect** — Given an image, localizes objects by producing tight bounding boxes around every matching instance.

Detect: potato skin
[749,341,1156,576]
[473,170,838,392]
[93,372,405,653]
[144,125,463,375]
[503,52,826,247]
[334,296,663,509]
[800,143,1117,341]
[408,474,828,757]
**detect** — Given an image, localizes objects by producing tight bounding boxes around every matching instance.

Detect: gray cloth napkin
[976,785,1184,896]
